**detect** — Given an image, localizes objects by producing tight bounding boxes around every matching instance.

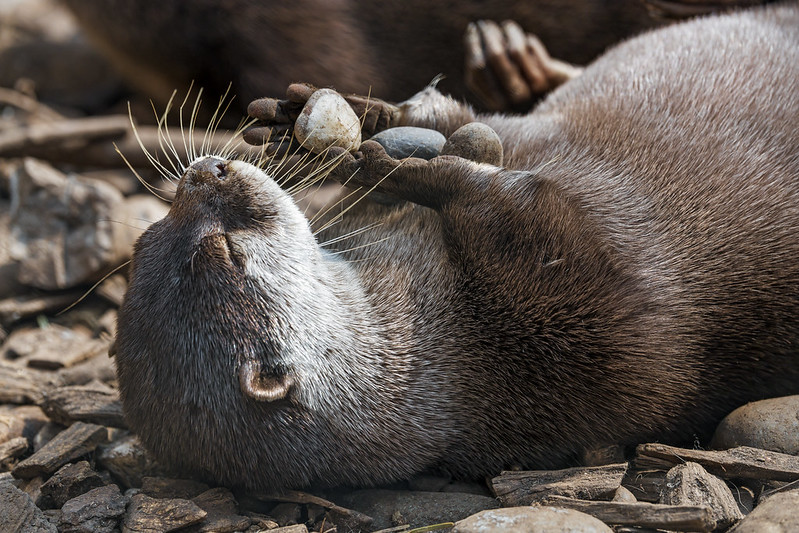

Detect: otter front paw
[465,20,583,112]
[244,83,401,151]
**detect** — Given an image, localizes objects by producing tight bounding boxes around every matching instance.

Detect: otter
[115,4,799,492]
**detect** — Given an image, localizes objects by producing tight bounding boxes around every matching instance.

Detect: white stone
[452,506,613,533]
[293,89,361,154]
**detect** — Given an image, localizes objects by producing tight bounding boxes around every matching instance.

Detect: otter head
[114,155,376,488]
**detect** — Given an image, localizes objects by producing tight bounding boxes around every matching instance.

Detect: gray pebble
[369,127,446,160]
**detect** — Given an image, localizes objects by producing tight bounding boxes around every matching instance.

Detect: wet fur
[117,5,799,491]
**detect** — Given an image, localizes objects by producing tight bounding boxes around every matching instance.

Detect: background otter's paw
[465,20,583,112]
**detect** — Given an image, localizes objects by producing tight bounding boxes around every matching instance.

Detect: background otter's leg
[465,20,583,112]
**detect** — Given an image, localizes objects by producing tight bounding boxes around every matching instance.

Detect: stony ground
[1,1,799,532]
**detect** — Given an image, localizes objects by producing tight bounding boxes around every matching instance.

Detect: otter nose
[186,156,228,184]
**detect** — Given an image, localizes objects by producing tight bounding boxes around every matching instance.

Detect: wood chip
[0,292,84,329]
[123,493,207,533]
[255,489,374,532]
[186,487,252,532]
[490,463,628,506]
[12,421,108,479]
[0,362,62,404]
[636,443,799,482]
[2,324,108,370]
[660,462,743,530]
[141,476,210,500]
[539,495,714,532]
[38,460,105,509]
[59,484,127,533]
[40,383,125,428]
[0,436,29,468]
[96,433,163,489]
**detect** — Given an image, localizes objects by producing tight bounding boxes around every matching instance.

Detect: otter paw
[328,140,427,190]
[244,83,400,150]
[465,20,582,112]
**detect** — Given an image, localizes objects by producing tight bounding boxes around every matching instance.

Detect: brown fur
[116,4,799,492]
[60,0,661,108]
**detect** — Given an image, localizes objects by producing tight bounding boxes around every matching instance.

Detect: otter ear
[238,359,293,402]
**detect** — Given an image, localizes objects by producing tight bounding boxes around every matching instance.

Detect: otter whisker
[57,260,132,316]
[313,157,410,235]
[128,102,178,183]
[152,91,183,180]
[328,234,393,256]
[318,222,382,247]
[114,142,172,202]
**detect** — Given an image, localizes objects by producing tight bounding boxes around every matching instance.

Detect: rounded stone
[441,122,504,166]
[369,126,446,160]
[294,88,362,154]
[728,490,799,532]
[452,506,613,533]
[710,395,799,455]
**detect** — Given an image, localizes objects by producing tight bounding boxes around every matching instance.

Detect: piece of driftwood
[0,115,129,156]
[0,362,62,405]
[5,124,265,169]
[490,463,628,506]
[12,421,107,479]
[539,495,714,532]
[636,443,799,482]
[123,493,207,533]
[660,462,743,530]
[39,383,125,428]
[255,489,374,532]
[622,469,666,502]
[0,292,83,329]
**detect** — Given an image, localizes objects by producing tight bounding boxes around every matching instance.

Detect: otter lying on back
[115,4,799,491]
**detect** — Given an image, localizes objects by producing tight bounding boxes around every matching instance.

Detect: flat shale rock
[728,489,799,532]
[0,480,57,532]
[58,483,127,533]
[660,462,742,530]
[40,382,125,427]
[123,492,207,533]
[711,395,799,456]
[333,489,499,530]
[12,421,108,479]
[96,433,164,488]
[452,506,612,533]
[38,460,105,508]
